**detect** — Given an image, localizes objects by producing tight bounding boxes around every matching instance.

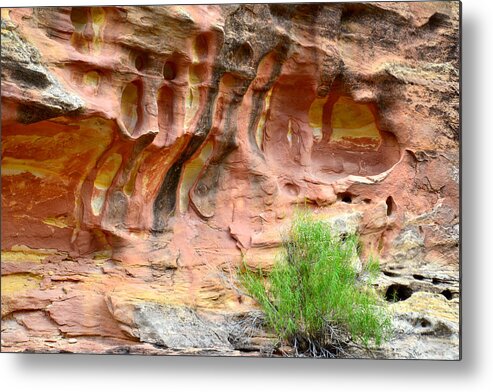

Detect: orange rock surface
[1,3,460,358]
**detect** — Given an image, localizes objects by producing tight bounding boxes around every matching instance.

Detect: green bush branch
[238,211,392,356]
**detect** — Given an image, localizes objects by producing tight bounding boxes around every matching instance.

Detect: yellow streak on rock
[189,64,201,85]
[91,7,105,26]
[121,83,139,133]
[124,152,148,196]
[333,123,381,140]
[179,141,213,214]
[94,153,122,190]
[1,8,11,20]
[71,118,114,235]
[2,118,113,246]
[330,96,381,142]
[1,158,60,179]
[255,87,273,151]
[2,118,113,184]
[83,71,100,88]
[92,249,112,260]
[191,34,204,64]
[91,7,105,52]
[391,291,459,323]
[91,153,122,216]
[122,288,185,306]
[42,216,70,228]
[2,246,56,263]
[184,86,200,131]
[308,97,328,142]
[108,271,239,311]
[1,273,42,294]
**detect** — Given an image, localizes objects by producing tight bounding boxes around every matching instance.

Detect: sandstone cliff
[1,2,460,358]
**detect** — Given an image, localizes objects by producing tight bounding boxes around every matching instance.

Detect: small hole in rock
[383,270,399,277]
[135,54,145,71]
[441,289,453,300]
[419,318,432,328]
[339,192,353,204]
[385,284,413,302]
[432,278,441,285]
[71,7,88,27]
[234,42,253,64]
[163,61,176,80]
[413,274,425,280]
[425,12,449,30]
[386,196,395,216]
[363,198,371,204]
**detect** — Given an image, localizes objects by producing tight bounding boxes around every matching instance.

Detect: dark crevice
[416,318,432,328]
[441,289,453,300]
[152,73,222,232]
[234,42,254,65]
[163,61,176,80]
[152,149,192,232]
[338,192,353,204]
[385,284,413,302]
[388,265,405,270]
[423,12,451,31]
[247,47,288,157]
[382,270,400,277]
[134,53,147,71]
[385,196,395,216]
[70,7,89,26]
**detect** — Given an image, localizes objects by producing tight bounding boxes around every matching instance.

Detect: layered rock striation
[1,3,460,358]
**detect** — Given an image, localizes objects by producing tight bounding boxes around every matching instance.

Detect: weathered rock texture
[1,2,460,358]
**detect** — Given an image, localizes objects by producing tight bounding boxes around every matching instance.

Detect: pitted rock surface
[1,3,459,358]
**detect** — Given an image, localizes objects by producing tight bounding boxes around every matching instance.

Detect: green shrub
[239,211,392,357]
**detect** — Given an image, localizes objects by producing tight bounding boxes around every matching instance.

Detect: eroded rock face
[1,3,460,358]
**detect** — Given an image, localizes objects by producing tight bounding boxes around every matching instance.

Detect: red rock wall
[1,3,460,357]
